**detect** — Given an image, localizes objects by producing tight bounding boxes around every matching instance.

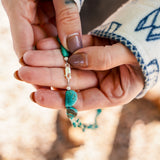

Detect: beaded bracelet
[57,37,102,132]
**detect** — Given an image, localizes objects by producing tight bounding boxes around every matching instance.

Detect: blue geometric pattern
[146,59,159,84]
[147,59,159,75]
[79,0,82,5]
[91,24,159,96]
[105,21,122,33]
[95,22,122,36]
[135,7,160,41]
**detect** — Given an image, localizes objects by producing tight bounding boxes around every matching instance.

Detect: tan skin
[18,35,144,110]
[2,0,81,58]
[2,0,144,110]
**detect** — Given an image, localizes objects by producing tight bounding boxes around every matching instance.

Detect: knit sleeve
[73,0,85,12]
[90,0,160,98]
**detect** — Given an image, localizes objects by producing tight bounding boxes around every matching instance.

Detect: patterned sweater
[74,0,160,98]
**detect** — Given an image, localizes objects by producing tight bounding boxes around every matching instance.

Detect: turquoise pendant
[57,36,102,131]
[65,90,78,107]
[66,107,78,119]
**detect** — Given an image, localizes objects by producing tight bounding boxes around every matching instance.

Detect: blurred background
[1,0,160,160]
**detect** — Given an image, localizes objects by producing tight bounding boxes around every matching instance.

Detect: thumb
[68,43,138,70]
[53,0,82,53]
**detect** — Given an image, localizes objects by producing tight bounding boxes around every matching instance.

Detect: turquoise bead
[87,124,93,129]
[57,37,70,57]
[66,107,78,118]
[61,45,70,57]
[65,90,78,107]
[57,36,102,131]
[96,109,102,116]
[72,122,77,128]
[78,122,82,128]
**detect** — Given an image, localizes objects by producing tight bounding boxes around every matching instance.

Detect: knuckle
[100,68,130,105]
[57,7,79,25]
[103,86,125,104]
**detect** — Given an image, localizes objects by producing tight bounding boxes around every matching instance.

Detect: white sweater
[74,0,160,98]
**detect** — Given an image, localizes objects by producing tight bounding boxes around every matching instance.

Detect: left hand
[16,35,144,110]
[2,0,82,58]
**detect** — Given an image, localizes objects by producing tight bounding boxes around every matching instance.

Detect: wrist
[90,0,160,97]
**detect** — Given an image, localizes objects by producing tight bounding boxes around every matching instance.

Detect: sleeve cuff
[90,0,160,98]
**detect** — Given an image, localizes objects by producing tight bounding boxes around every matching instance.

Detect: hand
[16,35,144,110]
[2,0,82,58]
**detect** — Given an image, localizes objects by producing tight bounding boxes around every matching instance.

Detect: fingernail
[68,53,88,68]
[19,57,26,66]
[67,33,83,53]
[14,71,22,81]
[30,92,36,103]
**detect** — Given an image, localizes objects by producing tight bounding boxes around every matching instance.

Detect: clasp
[65,62,71,84]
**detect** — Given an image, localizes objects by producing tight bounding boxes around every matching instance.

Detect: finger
[23,35,94,67]
[36,2,57,37]
[36,37,60,50]
[36,35,111,51]
[32,25,48,45]
[32,66,143,111]
[31,88,110,111]
[33,85,51,90]
[36,35,93,50]
[53,0,83,53]
[68,43,138,70]
[17,66,98,90]
[23,49,65,67]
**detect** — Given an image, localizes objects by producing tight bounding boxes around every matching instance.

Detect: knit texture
[90,0,160,97]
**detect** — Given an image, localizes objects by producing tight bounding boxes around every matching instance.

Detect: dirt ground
[1,1,160,160]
